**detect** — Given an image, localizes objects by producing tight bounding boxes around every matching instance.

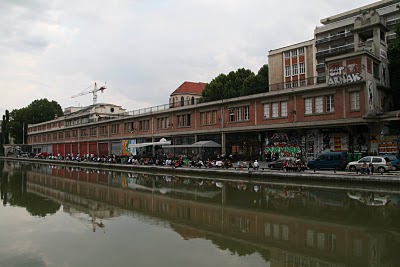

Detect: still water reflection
[1,160,400,266]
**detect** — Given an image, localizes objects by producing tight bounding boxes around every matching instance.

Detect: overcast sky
[0,0,375,116]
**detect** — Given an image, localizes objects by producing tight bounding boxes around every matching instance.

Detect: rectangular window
[272,102,279,118]
[200,111,217,126]
[282,225,289,241]
[124,122,134,133]
[263,103,270,119]
[285,83,292,89]
[157,117,169,129]
[306,229,315,247]
[58,132,64,140]
[291,49,297,57]
[80,129,87,137]
[292,64,298,75]
[177,114,191,127]
[90,127,97,137]
[317,233,325,250]
[285,66,291,77]
[281,101,288,117]
[315,96,323,113]
[53,133,57,141]
[100,126,108,136]
[111,124,119,134]
[373,62,379,78]
[350,92,360,111]
[228,106,249,122]
[352,239,363,257]
[305,97,313,114]
[243,106,249,121]
[264,223,271,237]
[273,224,280,240]
[292,81,298,88]
[139,120,150,131]
[236,107,243,121]
[66,131,71,138]
[229,108,235,122]
[284,51,290,58]
[298,47,305,55]
[299,62,305,74]
[326,95,334,112]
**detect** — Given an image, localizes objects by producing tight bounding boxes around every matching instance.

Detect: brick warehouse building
[27,0,400,161]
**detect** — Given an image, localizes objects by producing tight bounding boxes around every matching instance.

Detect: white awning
[128,140,171,149]
[163,140,221,148]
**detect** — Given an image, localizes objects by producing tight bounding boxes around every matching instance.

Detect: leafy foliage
[1,99,63,144]
[388,25,400,110]
[201,64,269,102]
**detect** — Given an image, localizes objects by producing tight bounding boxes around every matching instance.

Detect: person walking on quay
[253,160,259,170]
[368,162,374,175]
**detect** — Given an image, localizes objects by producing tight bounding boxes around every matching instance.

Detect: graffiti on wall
[327,58,362,86]
[368,80,374,110]
[122,139,137,156]
[264,144,301,157]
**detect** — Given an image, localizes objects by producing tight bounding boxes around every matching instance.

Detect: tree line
[1,99,63,154]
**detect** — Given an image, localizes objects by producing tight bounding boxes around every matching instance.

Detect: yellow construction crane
[71,82,107,105]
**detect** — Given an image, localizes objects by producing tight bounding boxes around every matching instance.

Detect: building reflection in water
[2,160,400,266]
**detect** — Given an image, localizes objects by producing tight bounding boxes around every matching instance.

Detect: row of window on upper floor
[285,63,306,77]
[284,47,305,58]
[29,92,362,143]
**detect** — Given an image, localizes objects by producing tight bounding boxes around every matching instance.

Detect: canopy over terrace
[127,138,172,149]
[163,140,222,149]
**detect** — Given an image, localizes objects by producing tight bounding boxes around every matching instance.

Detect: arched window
[181,96,184,107]
[191,97,195,105]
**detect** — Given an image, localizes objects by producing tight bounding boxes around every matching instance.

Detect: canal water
[1,160,400,267]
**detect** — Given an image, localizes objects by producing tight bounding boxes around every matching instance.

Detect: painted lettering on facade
[264,144,301,157]
[328,73,362,86]
[327,58,362,86]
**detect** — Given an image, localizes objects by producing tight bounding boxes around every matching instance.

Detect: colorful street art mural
[264,131,303,158]
[264,144,301,157]
[122,139,137,156]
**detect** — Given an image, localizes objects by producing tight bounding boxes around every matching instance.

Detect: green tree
[2,99,63,145]
[201,64,269,103]
[25,99,63,124]
[9,108,27,144]
[388,25,400,110]
[1,110,10,145]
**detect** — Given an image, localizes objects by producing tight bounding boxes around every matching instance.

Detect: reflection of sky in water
[0,206,266,267]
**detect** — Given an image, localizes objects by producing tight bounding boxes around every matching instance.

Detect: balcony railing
[316,43,354,57]
[29,99,207,133]
[315,31,353,45]
[387,33,397,42]
[387,18,400,28]
[269,76,322,91]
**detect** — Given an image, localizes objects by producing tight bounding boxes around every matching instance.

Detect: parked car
[267,157,297,169]
[307,152,348,170]
[381,154,400,171]
[346,156,393,173]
